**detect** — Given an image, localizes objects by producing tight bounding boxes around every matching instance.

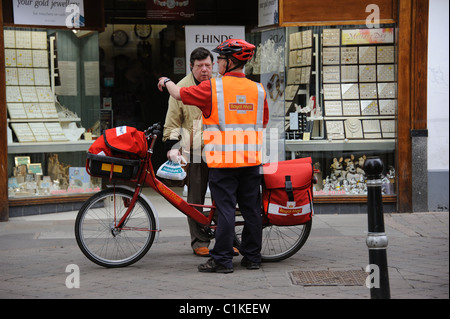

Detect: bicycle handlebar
[145,123,162,138]
[145,123,162,154]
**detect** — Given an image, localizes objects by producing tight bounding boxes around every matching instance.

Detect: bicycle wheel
[75,188,157,268]
[235,217,312,262]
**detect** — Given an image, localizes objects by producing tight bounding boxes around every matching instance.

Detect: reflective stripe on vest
[203,77,265,168]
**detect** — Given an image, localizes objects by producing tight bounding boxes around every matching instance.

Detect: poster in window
[147,0,195,21]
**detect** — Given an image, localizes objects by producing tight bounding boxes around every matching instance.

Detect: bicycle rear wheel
[75,188,157,268]
[235,217,312,262]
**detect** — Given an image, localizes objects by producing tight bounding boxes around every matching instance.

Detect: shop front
[0,0,429,220]
[248,0,429,214]
[0,0,260,220]
[0,0,105,219]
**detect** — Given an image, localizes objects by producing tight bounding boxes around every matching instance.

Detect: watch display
[134,24,152,40]
[111,30,129,47]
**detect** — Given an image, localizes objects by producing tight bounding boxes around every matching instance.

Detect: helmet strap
[225,58,245,73]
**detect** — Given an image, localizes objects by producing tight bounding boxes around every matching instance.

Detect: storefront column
[397,0,429,213]
[410,0,429,212]
[0,0,9,222]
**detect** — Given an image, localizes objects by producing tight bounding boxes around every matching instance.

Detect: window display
[5,28,101,199]
[248,24,397,198]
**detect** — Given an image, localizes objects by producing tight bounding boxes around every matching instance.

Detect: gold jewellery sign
[13,0,85,28]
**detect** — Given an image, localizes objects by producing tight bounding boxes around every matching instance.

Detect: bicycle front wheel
[75,188,157,268]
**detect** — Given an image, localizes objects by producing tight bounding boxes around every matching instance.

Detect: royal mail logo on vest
[229,95,254,114]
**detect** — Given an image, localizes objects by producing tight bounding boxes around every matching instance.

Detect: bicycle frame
[79,126,314,267]
[114,132,214,229]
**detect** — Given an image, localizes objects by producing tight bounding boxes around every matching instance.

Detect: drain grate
[289,270,368,286]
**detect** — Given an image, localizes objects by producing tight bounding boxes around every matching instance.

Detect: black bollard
[363,157,391,299]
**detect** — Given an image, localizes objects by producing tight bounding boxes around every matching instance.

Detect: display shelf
[8,193,94,206]
[313,194,397,203]
[7,117,81,123]
[285,139,395,153]
[322,116,395,120]
[8,140,93,154]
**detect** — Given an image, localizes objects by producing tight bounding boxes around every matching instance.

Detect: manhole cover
[289,270,367,286]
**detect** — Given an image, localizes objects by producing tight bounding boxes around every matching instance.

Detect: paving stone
[0,203,448,300]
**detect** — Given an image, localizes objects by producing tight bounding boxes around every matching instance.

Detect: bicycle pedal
[203,227,215,239]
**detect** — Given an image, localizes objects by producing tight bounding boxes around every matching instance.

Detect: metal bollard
[364,157,391,299]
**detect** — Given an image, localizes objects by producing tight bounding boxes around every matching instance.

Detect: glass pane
[250,24,397,197]
[6,28,101,199]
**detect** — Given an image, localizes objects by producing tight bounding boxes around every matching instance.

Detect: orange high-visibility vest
[203,76,266,168]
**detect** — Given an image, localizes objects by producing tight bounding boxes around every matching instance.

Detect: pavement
[0,187,448,301]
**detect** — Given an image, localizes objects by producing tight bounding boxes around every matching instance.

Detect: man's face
[191,57,213,82]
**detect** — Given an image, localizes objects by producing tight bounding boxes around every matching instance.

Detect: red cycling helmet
[212,39,256,61]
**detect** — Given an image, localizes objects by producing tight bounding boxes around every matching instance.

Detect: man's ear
[190,63,193,72]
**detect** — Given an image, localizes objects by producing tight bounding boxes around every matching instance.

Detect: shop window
[98,24,186,171]
[5,28,101,199]
[248,24,397,198]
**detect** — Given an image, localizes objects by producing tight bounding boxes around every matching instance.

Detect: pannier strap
[109,163,114,181]
[285,176,294,201]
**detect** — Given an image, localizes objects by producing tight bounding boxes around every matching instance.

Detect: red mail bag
[86,126,148,181]
[88,126,148,159]
[262,157,314,226]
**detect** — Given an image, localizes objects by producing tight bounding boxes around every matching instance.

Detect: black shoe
[198,258,233,273]
[241,257,261,270]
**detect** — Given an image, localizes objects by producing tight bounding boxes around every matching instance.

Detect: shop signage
[13,0,85,27]
[146,0,195,21]
[185,26,245,75]
[174,57,186,74]
[258,0,279,27]
[342,28,394,45]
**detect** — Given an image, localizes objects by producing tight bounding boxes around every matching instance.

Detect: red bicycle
[75,124,312,268]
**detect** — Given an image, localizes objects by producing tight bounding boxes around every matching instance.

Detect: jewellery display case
[4,28,101,202]
[248,24,397,200]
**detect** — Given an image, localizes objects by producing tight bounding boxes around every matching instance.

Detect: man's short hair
[190,47,214,66]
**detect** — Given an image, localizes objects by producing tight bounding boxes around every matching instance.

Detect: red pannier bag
[262,157,314,226]
[88,126,148,159]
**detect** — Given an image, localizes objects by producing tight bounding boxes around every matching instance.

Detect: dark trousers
[208,166,262,268]
[186,159,210,249]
